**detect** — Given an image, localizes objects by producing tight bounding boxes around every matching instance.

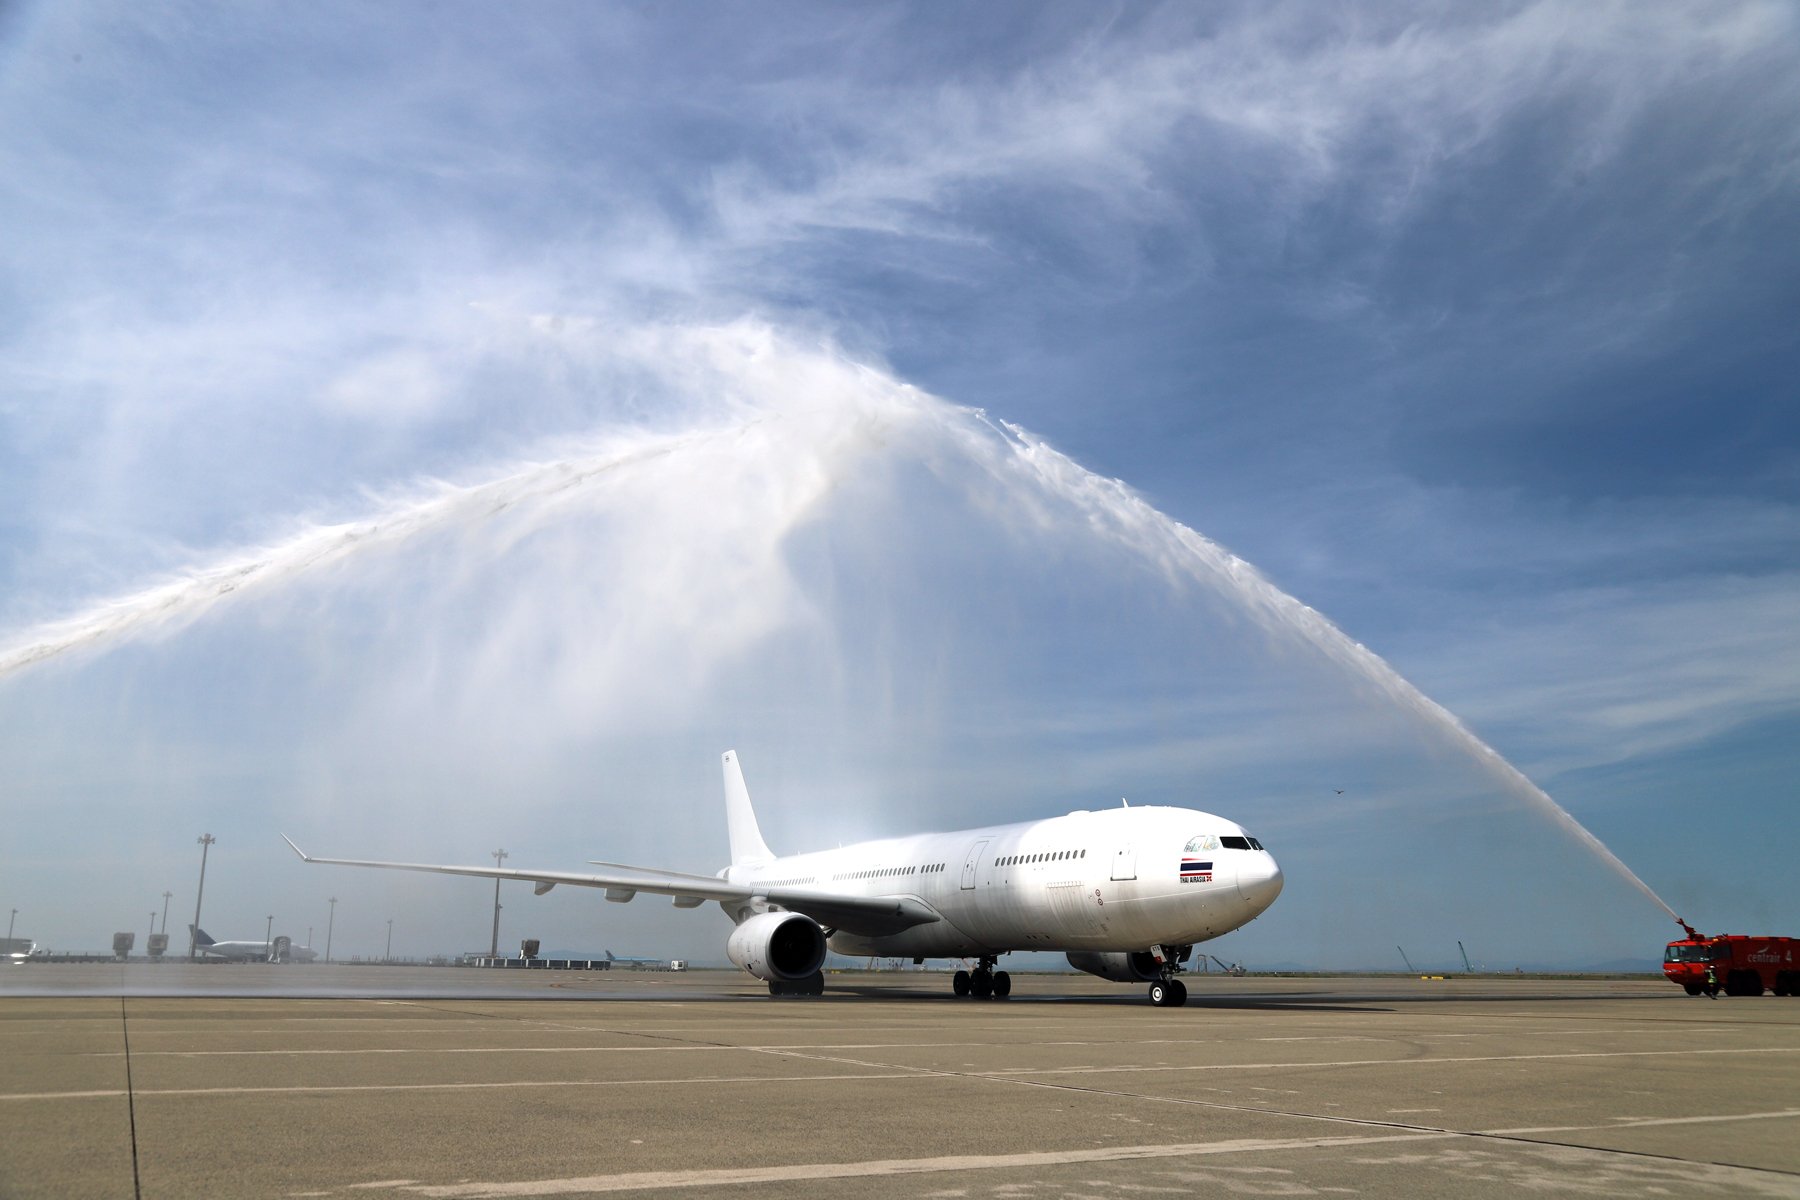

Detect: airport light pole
[189,834,215,959]
[489,848,507,958]
[265,914,273,957]
[149,912,157,949]
[160,891,173,934]
[8,909,16,946]
[325,896,337,963]
[386,918,393,961]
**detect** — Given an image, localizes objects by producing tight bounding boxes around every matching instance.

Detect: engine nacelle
[1066,951,1162,983]
[726,911,827,982]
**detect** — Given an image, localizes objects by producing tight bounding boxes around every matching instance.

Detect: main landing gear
[768,972,825,997]
[1148,977,1188,1007]
[951,957,1011,999]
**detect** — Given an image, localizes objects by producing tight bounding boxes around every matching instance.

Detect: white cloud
[319,348,451,424]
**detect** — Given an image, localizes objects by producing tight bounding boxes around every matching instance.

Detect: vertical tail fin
[722,750,775,866]
[190,926,214,946]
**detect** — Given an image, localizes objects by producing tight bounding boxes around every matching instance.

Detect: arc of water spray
[0,353,1682,930]
[0,423,747,680]
[981,414,1685,928]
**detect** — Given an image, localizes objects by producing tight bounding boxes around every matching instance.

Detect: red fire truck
[1664,922,1799,996]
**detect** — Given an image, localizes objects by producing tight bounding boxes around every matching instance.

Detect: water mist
[0,322,1684,931]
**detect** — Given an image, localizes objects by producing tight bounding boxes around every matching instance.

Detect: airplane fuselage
[724,804,1282,959]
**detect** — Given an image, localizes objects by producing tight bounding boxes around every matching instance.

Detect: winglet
[281,834,312,862]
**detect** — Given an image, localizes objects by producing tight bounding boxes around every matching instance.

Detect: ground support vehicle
[1664,924,1799,996]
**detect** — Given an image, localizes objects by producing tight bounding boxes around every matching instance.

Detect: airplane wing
[281,836,940,939]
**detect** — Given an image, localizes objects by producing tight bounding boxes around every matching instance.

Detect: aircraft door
[1111,847,1137,881]
[961,839,990,890]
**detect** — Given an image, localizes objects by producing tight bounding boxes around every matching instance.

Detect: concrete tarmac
[3,965,1797,1198]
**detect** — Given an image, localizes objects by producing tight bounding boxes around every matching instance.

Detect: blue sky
[1,2,1795,969]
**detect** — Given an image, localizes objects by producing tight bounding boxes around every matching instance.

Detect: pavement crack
[119,996,143,1200]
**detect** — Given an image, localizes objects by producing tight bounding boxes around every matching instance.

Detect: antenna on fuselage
[1120,797,1129,808]
[722,750,776,866]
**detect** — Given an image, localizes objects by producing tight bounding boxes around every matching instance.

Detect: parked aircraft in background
[190,926,318,963]
[285,750,1282,1006]
[604,950,666,968]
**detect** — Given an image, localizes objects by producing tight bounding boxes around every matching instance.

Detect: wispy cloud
[0,3,1793,962]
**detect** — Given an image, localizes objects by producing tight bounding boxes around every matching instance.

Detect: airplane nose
[1235,853,1284,913]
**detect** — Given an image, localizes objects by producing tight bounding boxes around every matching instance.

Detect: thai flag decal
[1180,858,1213,883]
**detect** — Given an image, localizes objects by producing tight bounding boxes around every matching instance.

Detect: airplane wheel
[1148,981,1169,1006]
[993,971,1012,998]
[972,971,994,998]
[953,969,971,997]
[1169,979,1188,1007]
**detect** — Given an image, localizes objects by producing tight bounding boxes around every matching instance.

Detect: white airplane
[284,750,1282,1006]
[190,926,318,963]
[603,950,666,968]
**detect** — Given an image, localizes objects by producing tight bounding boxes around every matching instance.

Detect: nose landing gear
[952,958,1011,999]
[1147,944,1191,1007]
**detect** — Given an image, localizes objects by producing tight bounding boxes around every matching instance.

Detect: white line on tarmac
[107,1045,729,1058]
[382,1133,1460,1197]
[6,1045,1797,1103]
[1489,1110,1800,1135]
[66,1043,1800,1072]
[363,1120,1800,1200]
[0,1072,909,1101]
[984,1045,1800,1077]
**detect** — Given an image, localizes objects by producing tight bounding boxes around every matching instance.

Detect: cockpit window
[1184,835,1219,853]
[1248,836,1264,850]
[1219,835,1267,851]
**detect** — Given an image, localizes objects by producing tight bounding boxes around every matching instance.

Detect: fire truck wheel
[1683,983,1702,996]
[1728,970,1764,997]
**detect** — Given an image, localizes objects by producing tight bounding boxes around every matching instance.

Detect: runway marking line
[372,1134,1460,1196]
[5,1045,1797,1103]
[1489,1109,1800,1135]
[344,1122,1800,1198]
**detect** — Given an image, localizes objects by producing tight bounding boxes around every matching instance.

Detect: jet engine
[1066,951,1162,983]
[726,911,828,983]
